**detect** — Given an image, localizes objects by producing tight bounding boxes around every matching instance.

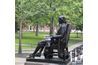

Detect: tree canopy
[15,0,83,31]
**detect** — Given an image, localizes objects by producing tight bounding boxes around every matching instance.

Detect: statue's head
[58,15,67,24]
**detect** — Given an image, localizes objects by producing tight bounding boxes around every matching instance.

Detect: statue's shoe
[35,53,41,57]
[28,54,35,58]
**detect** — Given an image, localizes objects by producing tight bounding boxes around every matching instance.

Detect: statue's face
[59,17,65,24]
[59,18,62,24]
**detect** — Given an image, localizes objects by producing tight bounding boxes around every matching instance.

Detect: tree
[15,0,31,53]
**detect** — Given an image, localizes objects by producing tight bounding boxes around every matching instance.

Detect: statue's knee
[38,42,45,47]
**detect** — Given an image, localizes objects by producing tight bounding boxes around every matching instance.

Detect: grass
[15,32,48,44]
[15,31,82,50]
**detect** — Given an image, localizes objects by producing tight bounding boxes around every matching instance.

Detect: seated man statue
[29,16,68,58]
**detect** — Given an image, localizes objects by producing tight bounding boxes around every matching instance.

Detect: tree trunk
[35,21,39,36]
[49,1,54,36]
[18,21,22,54]
[50,16,54,36]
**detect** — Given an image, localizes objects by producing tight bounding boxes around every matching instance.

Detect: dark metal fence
[70,44,83,65]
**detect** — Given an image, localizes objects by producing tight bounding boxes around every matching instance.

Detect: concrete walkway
[15,42,83,65]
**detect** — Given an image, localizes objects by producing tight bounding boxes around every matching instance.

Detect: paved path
[15,42,83,65]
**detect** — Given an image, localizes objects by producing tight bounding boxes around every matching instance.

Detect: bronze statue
[29,16,71,60]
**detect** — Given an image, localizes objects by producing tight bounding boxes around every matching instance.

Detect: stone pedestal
[25,61,72,65]
[26,56,71,64]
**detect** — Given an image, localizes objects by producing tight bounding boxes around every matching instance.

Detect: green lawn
[15,31,82,50]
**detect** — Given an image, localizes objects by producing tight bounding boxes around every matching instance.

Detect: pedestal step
[26,57,70,64]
